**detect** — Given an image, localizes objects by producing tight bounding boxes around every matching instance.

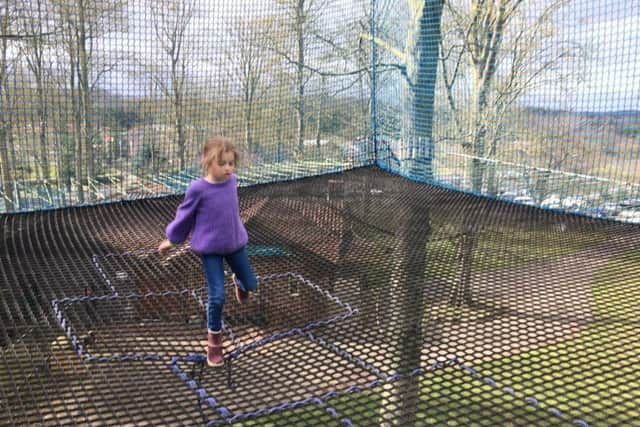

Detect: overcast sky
[96,0,368,97]
[91,0,640,112]
[524,0,640,111]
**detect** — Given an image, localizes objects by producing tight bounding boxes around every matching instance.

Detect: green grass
[425,226,608,281]
[247,246,638,426]
[436,250,640,426]
[348,222,608,290]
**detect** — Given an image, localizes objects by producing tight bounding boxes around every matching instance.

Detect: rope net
[3,167,640,426]
[1,0,373,213]
[1,0,640,426]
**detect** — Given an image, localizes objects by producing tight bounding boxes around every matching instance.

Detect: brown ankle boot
[232,274,249,304]
[207,330,224,367]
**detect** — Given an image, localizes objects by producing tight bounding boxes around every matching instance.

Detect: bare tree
[293,0,309,153]
[268,0,329,153]
[362,0,445,180]
[439,0,583,192]
[18,0,55,191]
[0,4,18,212]
[273,70,293,161]
[52,0,124,203]
[354,0,399,137]
[226,18,271,156]
[148,0,195,171]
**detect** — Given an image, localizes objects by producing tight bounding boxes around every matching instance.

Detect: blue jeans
[201,246,257,332]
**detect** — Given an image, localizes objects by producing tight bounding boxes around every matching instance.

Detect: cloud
[94,0,369,95]
[541,4,640,111]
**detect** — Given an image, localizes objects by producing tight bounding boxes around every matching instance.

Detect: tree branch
[359,32,406,63]
[0,31,57,40]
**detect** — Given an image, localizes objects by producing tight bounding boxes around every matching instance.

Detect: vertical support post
[370,0,378,164]
[226,359,233,389]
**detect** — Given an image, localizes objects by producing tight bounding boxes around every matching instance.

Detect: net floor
[1,166,639,426]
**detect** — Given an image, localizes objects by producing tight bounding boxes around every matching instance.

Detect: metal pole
[371,0,378,164]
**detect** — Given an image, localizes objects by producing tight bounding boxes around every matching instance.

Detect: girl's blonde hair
[201,136,239,173]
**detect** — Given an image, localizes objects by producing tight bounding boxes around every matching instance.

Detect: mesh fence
[0,0,373,213]
[0,0,638,222]
[375,0,640,223]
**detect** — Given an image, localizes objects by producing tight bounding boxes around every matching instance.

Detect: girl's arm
[165,182,201,246]
[157,239,175,255]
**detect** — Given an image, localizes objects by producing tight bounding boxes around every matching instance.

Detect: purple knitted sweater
[165,174,248,255]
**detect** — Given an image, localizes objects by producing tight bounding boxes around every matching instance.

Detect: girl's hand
[158,239,175,255]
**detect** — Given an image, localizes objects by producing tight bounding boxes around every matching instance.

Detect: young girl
[158,136,257,368]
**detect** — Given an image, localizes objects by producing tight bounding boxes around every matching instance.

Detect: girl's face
[208,150,235,182]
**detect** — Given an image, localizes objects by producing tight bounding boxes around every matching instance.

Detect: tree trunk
[469,94,488,193]
[315,76,326,148]
[36,84,51,187]
[277,103,284,161]
[175,99,185,170]
[0,124,14,212]
[315,108,321,148]
[380,193,431,427]
[536,169,552,201]
[402,0,444,181]
[78,0,93,195]
[173,65,185,170]
[70,54,84,204]
[485,136,499,195]
[245,101,253,155]
[65,5,83,204]
[24,0,51,191]
[453,220,477,307]
[295,0,305,153]
[467,0,507,193]
[0,13,15,212]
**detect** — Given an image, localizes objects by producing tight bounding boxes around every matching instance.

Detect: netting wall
[375,0,640,223]
[0,0,374,213]
[2,1,640,222]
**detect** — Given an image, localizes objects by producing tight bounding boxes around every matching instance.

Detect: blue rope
[227,273,356,360]
[52,288,201,363]
[305,331,389,379]
[170,356,234,422]
[91,254,118,295]
[447,356,590,427]
[169,354,356,425]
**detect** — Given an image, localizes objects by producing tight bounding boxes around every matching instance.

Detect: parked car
[581,207,608,218]
[601,202,620,216]
[513,195,536,206]
[541,194,562,209]
[620,199,640,209]
[499,191,519,202]
[617,209,640,224]
[562,196,586,210]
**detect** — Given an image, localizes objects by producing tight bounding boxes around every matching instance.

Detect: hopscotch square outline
[50,288,220,363]
[90,248,201,296]
[169,338,467,425]
[55,255,357,364]
[91,252,358,356]
[189,272,359,361]
[168,328,393,426]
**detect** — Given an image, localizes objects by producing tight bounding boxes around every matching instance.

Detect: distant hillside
[521,107,640,140]
[525,107,639,119]
[579,110,640,118]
